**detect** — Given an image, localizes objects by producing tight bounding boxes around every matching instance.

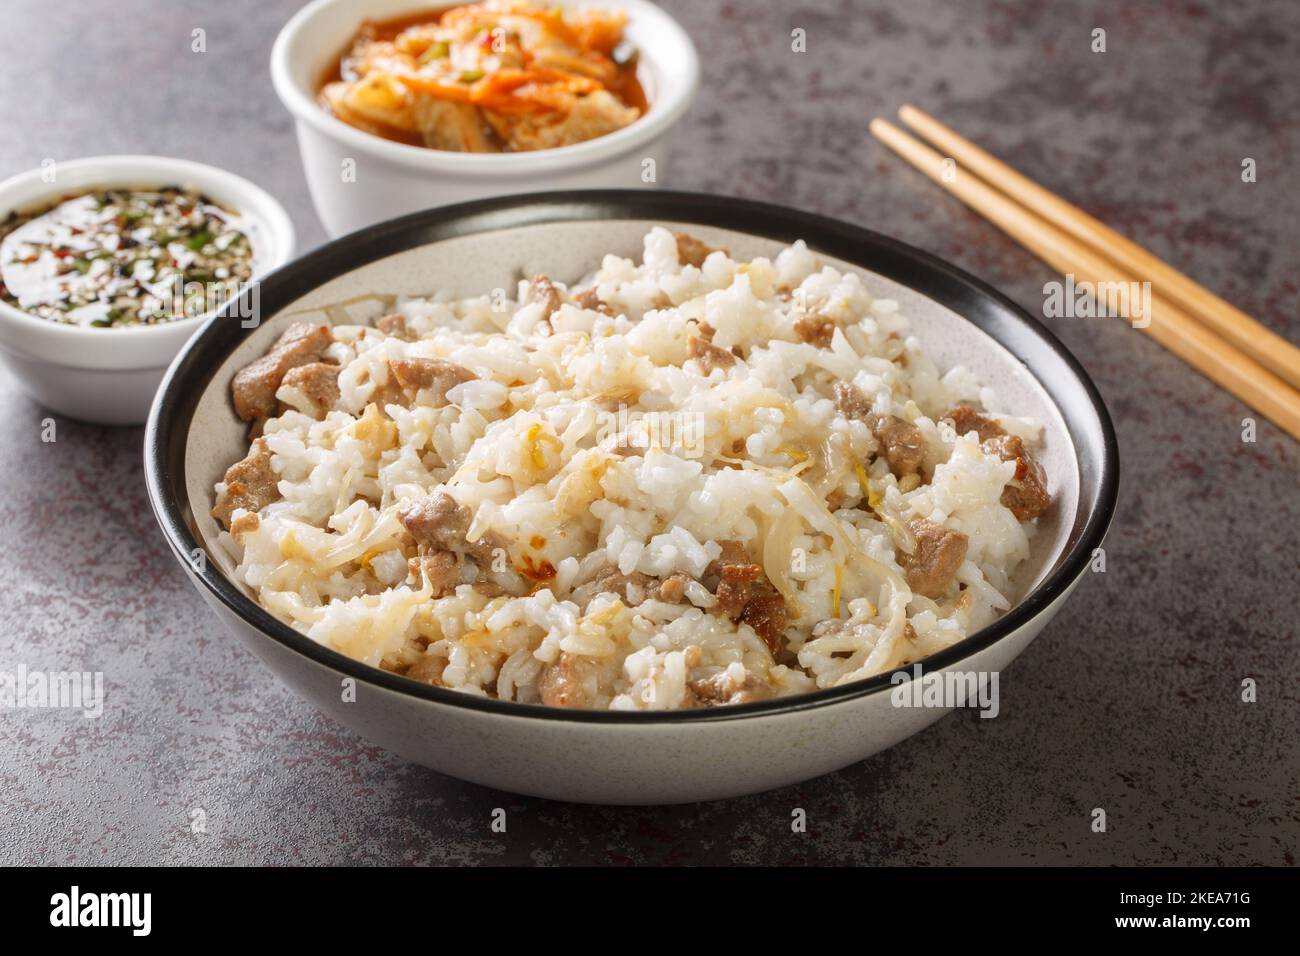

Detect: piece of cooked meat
[735,590,787,654]
[472,580,507,599]
[400,491,473,550]
[793,313,837,348]
[375,312,415,341]
[571,565,652,607]
[388,357,475,402]
[833,381,925,477]
[899,517,969,598]
[570,566,695,608]
[229,511,260,541]
[657,572,691,604]
[688,670,774,707]
[983,434,1052,520]
[573,287,612,315]
[537,652,600,708]
[944,406,1052,520]
[404,654,446,686]
[399,491,501,568]
[687,335,737,374]
[280,362,341,419]
[944,404,1005,443]
[407,551,461,597]
[367,373,408,411]
[832,380,872,420]
[524,275,562,322]
[673,231,725,268]
[706,541,788,655]
[231,322,333,421]
[870,413,926,477]
[707,539,749,572]
[211,437,279,529]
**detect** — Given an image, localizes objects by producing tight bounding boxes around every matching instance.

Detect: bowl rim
[0,154,296,345]
[144,189,1119,724]
[270,0,701,175]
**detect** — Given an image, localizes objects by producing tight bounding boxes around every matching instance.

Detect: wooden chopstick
[896,103,1300,391]
[868,117,1300,442]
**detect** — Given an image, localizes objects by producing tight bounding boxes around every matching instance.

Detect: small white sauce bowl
[0,155,295,425]
[271,0,700,238]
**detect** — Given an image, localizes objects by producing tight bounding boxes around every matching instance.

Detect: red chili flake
[519,554,556,581]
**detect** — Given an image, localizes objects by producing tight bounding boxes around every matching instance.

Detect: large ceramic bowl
[144,191,1118,804]
[271,0,700,237]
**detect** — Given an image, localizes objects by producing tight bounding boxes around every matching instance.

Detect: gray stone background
[1,0,1295,865]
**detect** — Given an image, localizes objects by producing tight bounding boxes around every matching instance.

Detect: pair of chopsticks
[869,106,1300,441]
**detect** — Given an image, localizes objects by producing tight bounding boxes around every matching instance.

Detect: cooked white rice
[215,227,1048,710]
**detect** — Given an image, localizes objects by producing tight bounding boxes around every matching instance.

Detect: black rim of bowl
[145,189,1119,724]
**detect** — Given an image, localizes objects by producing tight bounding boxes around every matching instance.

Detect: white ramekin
[0,156,295,425]
[271,0,700,237]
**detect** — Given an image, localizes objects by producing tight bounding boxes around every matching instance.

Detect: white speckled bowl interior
[144,192,1117,804]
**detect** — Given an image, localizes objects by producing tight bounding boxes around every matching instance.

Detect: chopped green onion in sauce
[0,186,257,327]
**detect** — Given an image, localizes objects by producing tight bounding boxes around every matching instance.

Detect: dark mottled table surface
[1,0,1295,866]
